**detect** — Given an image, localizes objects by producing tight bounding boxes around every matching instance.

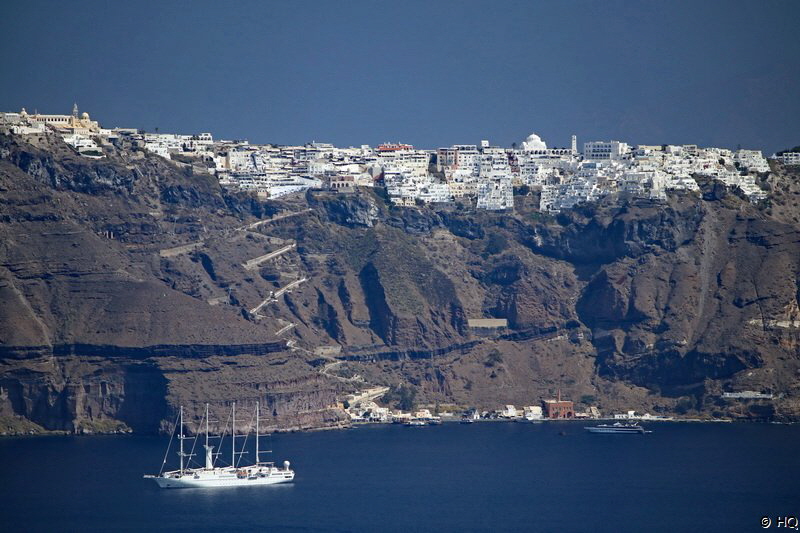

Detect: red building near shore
[542,390,574,419]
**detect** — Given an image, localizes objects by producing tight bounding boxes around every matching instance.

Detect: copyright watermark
[763,516,800,529]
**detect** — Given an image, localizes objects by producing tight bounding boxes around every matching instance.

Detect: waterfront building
[414,409,434,420]
[500,405,518,418]
[542,391,574,419]
[523,406,543,420]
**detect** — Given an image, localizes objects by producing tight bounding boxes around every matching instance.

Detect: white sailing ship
[144,401,295,488]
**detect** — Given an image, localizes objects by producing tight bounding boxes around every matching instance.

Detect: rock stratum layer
[1,132,799,434]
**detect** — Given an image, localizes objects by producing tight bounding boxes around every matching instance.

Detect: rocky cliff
[1,132,799,434]
[0,133,346,434]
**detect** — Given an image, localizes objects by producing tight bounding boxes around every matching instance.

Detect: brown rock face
[0,356,168,433]
[2,132,800,432]
[572,198,800,402]
[0,134,346,434]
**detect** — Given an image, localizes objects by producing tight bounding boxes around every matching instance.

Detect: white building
[62,134,103,158]
[2,108,779,211]
[584,140,630,161]
[734,149,769,173]
[500,405,518,418]
[418,182,453,204]
[774,152,800,166]
[520,132,547,152]
[414,409,434,420]
[477,178,514,210]
[523,405,543,420]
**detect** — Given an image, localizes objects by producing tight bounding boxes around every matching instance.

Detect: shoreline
[2,415,795,440]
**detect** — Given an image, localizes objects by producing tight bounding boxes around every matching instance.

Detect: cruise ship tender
[584,422,652,434]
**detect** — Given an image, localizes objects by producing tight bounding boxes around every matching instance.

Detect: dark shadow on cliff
[117,363,169,433]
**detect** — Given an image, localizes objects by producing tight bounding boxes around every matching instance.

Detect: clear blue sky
[1,0,798,153]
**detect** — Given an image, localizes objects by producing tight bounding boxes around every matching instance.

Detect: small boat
[584,422,651,434]
[459,418,475,424]
[514,416,543,423]
[404,420,427,427]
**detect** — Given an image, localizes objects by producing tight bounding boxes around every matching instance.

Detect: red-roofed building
[542,390,574,419]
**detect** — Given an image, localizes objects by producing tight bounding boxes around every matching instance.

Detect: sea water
[1,421,798,532]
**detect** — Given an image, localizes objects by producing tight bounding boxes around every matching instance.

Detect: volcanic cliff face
[0,133,346,434]
[571,200,799,395]
[1,132,799,434]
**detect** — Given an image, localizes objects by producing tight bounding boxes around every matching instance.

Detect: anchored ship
[584,422,651,434]
[144,402,295,488]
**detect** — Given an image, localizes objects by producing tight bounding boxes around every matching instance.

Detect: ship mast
[255,401,260,465]
[179,406,184,474]
[203,403,213,470]
[232,401,236,467]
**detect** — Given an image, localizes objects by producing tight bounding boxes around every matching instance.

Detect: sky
[1,0,798,153]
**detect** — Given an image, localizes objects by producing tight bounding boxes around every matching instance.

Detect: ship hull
[150,468,294,489]
[585,426,645,434]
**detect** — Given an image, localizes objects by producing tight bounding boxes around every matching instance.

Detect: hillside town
[2,106,794,213]
[341,387,681,425]
[340,385,772,426]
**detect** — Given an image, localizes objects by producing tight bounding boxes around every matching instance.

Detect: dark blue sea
[1,421,798,532]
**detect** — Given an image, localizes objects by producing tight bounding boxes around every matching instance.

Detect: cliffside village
[341,386,675,425]
[2,106,796,213]
[341,385,772,425]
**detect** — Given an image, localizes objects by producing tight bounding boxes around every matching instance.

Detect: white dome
[521,133,547,151]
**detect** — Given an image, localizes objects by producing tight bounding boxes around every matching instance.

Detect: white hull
[149,466,294,489]
[585,426,646,434]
